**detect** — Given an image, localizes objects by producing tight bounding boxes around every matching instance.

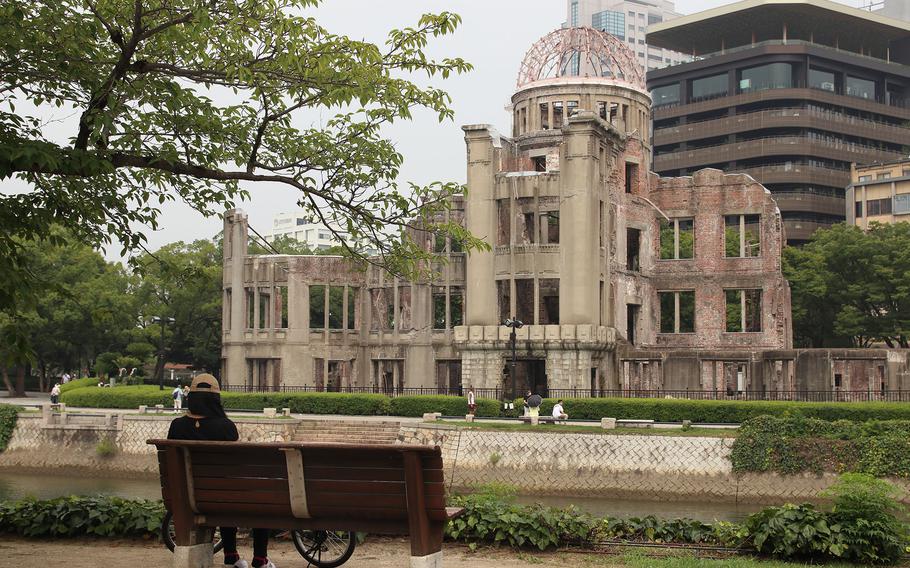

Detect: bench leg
[410,550,443,568]
[173,543,214,568]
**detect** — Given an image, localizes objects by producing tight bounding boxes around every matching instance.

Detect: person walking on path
[50,383,61,404]
[167,374,277,568]
[171,385,183,411]
[467,388,476,415]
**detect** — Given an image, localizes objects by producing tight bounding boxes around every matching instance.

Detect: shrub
[95,437,118,458]
[389,395,499,417]
[731,415,910,477]
[60,385,172,408]
[59,377,100,394]
[823,474,908,564]
[0,404,19,453]
[0,496,163,538]
[746,503,843,560]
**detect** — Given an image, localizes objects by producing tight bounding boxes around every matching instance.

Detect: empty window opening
[276,286,289,329]
[309,285,326,330]
[516,278,535,324]
[245,288,255,329]
[386,301,396,330]
[434,233,447,253]
[725,289,762,332]
[610,103,619,123]
[451,291,464,327]
[724,362,746,395]
[497,200,510,246]
[598,101,608,120]
[626,228,641,271]
[328,286,345,330]
[539,279,560,325]
[369,289,389,331]
[433,293,446,330]
[834,373,843,389]
[542,211,560,244]
[346,287,357,329]
[497,280,511,323]
[625,162,638,194]
[659,291,695,333]
[553,101,564,126]
[725,214,761,257]
[533,156,547,172]
[567,100,579,118]
[540,103,550,130]
[626,304,640,345]
[523,212,536,244]
[659,218,694,260]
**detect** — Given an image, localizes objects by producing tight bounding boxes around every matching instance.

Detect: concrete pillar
[223,210,250,386]
[463,125,501,326]
[560,113,603,325]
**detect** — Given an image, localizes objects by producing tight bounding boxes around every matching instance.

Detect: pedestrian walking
[172,385,184,410]
[467,388,477,415]
[50,383,61,404]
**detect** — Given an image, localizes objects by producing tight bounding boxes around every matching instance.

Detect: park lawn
[445,420,738,438]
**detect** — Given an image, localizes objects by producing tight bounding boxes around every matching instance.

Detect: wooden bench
[517,416,567,424]
[149,440,461,568]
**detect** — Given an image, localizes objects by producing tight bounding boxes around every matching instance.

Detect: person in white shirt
[50,383,61,404]
[552,399,568,421]
[467,389,476,415]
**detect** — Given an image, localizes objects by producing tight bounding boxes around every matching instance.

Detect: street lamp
[152,316,176,390]
[503,318,524,399]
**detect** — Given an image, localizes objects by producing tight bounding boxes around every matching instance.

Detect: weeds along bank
[1,475,907,565]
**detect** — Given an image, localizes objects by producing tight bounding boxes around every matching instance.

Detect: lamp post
[503,318,524,399]
[152,316,175,390]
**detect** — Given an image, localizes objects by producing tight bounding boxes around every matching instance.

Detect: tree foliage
[783,223,910,348]
[0,0,479,359]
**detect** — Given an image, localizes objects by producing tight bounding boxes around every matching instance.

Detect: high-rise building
[565,0,690,72]
[869,0,910,22]
[264,210,343,251]
[646,0,910,245]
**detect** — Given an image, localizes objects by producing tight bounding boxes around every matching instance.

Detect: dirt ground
[0,536,598,568]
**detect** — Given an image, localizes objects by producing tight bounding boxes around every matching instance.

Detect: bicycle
[161,511,356,568]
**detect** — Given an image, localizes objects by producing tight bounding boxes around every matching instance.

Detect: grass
[445,420,738,438]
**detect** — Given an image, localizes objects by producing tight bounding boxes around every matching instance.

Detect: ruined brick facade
[221,28,909,397]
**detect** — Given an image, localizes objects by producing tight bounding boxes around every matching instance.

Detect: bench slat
[305,466,444,483]
[195,489,291,505]
[191,450,287,467]
[192,464,288,479]
[198,514,410,534]
[307,505,451,522]
[194,477,289,492]
[196,502,294,516]
[305,479,444,497]
[306,491,446,511]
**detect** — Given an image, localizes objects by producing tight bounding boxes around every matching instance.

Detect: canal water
[0,472,766,522]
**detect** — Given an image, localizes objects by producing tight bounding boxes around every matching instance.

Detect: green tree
[134,239,223,381]
[1,0,481,359]
[784,223,910,348]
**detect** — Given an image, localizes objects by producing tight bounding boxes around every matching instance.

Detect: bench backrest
[150,440,446,533]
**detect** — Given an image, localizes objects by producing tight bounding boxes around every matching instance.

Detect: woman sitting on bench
[167,374,277,568]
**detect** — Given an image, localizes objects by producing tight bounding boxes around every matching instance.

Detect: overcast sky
[8,0,866,259]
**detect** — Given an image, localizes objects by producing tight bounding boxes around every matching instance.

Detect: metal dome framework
[516,27,646,91]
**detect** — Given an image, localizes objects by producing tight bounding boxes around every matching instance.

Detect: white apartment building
[565,0,690,72]
[265,211,342,251]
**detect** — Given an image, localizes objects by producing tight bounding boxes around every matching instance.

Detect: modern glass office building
[646,0,910,244]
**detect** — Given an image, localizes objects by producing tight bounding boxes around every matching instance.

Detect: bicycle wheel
[161,511,224,554]
[291,530,356,568]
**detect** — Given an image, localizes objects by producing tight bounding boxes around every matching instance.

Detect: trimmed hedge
[523,397,910,423]
[390,395,500,418]
[59,377,100,394]
[59,386,391,415]
[0,404,18,453]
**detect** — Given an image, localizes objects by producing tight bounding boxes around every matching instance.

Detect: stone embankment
[1,410,896,503]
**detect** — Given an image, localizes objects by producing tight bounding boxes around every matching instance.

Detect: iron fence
[220,385,910,403]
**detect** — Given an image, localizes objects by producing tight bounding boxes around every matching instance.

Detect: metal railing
[221,385,910,403]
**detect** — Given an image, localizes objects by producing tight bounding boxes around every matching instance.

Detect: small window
[724,214,761,258]
[540,103,549,130]
[725,289,762,333]
[328,286,344,330]
[533,156,547,172]
[659,291,695,333]
[858,175,872,182]
[878,172,892,180]
[834,373,842,388]
[277,286,289,329]
[523,212,536,244]
[245,288,255,329]
[434,234,446,253]
[433,293,446,330]
[451,291,464,327]
[597,101,608,120]
[855,201,864,218]
[659,218,694,260]
[626,228,641,271]
[553,102,564,126]
[346,287,357,329]
[625,162,638,194]
[543,211,560,244]
[310,285,326,330]
[567,100,579,118]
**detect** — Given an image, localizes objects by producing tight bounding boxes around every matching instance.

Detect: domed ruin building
[222,29,908,398]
